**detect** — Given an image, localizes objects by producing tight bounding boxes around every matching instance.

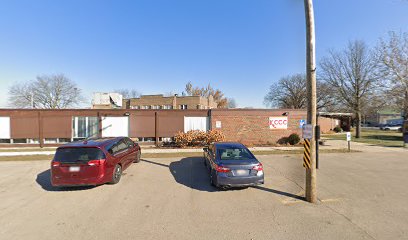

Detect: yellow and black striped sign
[303,139,311,169]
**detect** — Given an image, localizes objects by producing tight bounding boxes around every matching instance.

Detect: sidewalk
[0,139,405,157]
[320,138,407,153]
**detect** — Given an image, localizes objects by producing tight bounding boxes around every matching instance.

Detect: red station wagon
[51,137,141,187]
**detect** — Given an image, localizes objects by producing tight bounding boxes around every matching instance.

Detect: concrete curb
[0,147,304,156]
[0,140,405,157]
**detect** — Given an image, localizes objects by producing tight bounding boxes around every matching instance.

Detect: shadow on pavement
[169,157,217,192]
[36,169,96,192]
[142,158,305,200]
[251,185,305,201]
[142,158,216,192]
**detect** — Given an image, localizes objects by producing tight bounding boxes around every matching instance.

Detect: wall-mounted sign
[215,121,222,129]
[269,117,288,129]
[299,119,306,128]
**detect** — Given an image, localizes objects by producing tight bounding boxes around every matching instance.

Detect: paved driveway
[0,150,407,240]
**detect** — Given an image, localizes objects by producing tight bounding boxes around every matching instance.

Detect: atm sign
[269,117,288,129]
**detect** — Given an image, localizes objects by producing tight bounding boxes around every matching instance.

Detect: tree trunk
[404,89,408,120]
[356,110,362,138]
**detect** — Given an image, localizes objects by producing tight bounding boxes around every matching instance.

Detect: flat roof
[318,112,353,117]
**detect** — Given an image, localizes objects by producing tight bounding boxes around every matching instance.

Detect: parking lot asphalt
[0,150,407,240]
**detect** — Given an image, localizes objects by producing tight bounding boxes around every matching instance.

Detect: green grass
[0,148,56,152]
[322,129,404,147]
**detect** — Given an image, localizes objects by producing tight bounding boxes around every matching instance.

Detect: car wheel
[134,151,141,163]
[110,164,122,184]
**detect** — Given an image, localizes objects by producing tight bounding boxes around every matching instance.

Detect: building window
[44,138,58,144]
[0,139,11,143]
[13,139,27,144]
[137,137,155,142]
[59,138,71,143]
[179,104,188,110]
[72,117,98,139]
[151,105,160,109]
[162,105,173,110]
[27,139,39,144]
[131,106,139,109]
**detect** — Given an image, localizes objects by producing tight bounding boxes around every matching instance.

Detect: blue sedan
[203,142,264,188]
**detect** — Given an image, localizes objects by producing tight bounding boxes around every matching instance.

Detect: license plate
[69,166,80,172]
[235,169,248,176]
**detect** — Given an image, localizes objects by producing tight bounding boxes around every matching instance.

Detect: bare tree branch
[184,81,229,108]
[377,31,408,119]
[114,89,141,99]
[319,40,379,137]
[264,74,335,110]
[8,74,85,109]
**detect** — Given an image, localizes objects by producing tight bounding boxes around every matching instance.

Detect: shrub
[277,133,300,145]
[277,137,289,145]
[174,130,226,148]
[174,131,188,148]
[287,133,300,145]
[205,129,226,144]
[333,126,342,133]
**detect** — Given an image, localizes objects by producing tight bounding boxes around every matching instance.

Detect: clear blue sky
[0,0,407,108]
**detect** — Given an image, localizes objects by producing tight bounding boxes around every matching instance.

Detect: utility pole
[304,0,317,203]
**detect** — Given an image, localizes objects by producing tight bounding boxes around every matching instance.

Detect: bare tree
[8,74,84,109]
[264,74,307,109]
[263,74,335,110]
[377,31,408,119]
[115,89,141,99]
[185,82,228,108]
[319,40,379,138]
[227,98,237,108]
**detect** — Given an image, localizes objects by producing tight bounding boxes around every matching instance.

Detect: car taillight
[252,163,263,171]
[88,159,106,166]
[216,165,230,173]
[51,161,60,167]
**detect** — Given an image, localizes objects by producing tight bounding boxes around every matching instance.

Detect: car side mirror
[133,142,139,148]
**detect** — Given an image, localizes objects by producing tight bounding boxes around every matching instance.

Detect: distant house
[376,110,403,125]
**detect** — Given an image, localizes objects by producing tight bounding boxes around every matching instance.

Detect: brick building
[0,109,343,147]
[122,94,218,110]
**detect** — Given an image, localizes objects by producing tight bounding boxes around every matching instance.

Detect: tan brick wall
[211,109,307,145]
[318,117,339,133]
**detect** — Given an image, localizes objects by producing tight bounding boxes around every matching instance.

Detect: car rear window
[54,147,105,163]
[217,148,255,160]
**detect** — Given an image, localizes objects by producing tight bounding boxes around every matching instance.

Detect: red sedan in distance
[51,137,141,187]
